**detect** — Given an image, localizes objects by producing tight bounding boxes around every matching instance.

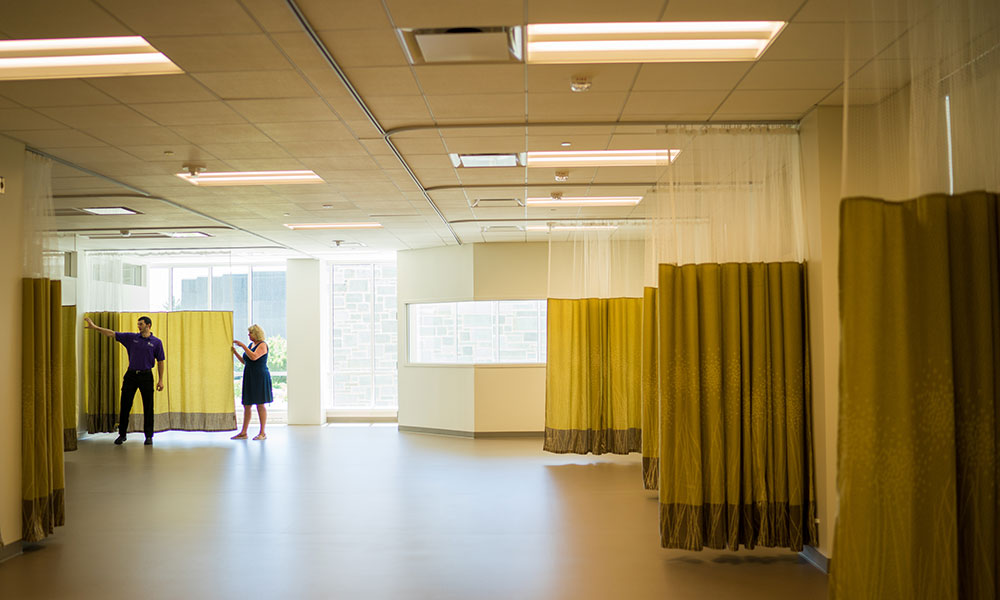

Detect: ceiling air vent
[472,198,525,208]
[398,26,523,64]
[54,207,87,217]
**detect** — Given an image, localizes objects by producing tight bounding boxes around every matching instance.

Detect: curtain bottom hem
[543,427,641,455]
[659,501,819,552]
[22,489,65,543]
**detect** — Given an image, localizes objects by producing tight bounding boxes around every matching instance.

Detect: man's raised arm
[83,317,116,339]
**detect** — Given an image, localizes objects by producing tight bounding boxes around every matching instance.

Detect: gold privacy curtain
[640,286,659,489]
[83,311,119,432]
[834,193,1000,599]
[657,262,817,551]
[22,278,65,543]
[83,311,237,433]
[544,297,642,454]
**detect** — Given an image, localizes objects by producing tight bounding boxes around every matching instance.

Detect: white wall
[800,105,843,559]
[286,259,323,425]
[397,243,548,434]
[0,137,25,545]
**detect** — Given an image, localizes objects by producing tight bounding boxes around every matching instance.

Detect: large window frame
[405,300,547,367]
[328,262,398,410]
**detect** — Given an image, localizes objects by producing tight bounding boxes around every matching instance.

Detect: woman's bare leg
[232,405,251,439]
[254,404,267,439]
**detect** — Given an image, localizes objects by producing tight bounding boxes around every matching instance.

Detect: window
[331,264,397,409]
[408,300,546,364]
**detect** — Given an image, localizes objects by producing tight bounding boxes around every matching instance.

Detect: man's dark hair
[138,316,152,326]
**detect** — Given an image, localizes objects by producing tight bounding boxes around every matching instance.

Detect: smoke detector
[570,76,592,92]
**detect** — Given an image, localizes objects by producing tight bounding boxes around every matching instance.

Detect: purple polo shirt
[115,332,165,371]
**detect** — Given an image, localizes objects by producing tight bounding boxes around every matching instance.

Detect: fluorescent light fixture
[525,223,620,232]
[80,206,139,216]
[284,223,383,230]
[0,36,182,81]
[526,21,786,64]
[526,196,643,207]
[526,149,680,167]
[169,231,211,238]
[176,170,324,186]
[449,153,523,168]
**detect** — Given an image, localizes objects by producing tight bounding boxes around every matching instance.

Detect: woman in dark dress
[231,324,273,440]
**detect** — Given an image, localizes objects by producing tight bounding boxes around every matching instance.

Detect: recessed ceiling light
[80,207,139,215]
[176,170,324,186]
[560,141,572,147]
[449,153,524,168]
[169,231,211,238]
[526,196,643,207]
[0,36,182,81]
[284,223,383,230]
[526,149,680,167]
[526,21,786,64]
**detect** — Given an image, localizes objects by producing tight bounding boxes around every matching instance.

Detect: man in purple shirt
[84,315,166,445]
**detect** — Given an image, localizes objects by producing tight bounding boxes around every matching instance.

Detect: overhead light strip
[526,196,643,207]
[176,170,325,186]
[526,21,786,64]
[525,149,680,167]
[0,36,182,80]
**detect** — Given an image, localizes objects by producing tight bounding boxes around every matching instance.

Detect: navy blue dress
[241,342,273,406]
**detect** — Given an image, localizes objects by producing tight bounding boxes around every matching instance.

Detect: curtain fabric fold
[22,278,65,543]
[834,192,1000,599]
[544,297,642,454]
[61,305,78,451]
[657,262,817,551]
[84,311,237,433]
[641,286,659,489]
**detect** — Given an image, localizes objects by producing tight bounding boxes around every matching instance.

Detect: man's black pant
[119,369,154,439]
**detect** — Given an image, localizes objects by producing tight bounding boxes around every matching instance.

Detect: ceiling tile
[0,109,68,130]
[621,91,728,119]
[633,63,752,91]
[764,22,906,62]
[0,0,132,38]
[83,125,190,147]
[170,124,271,144]
[426,94,525,120]
[279,140,369,158]
[660,0,801,21]
[714,89,828,116]
[794,0,904,23]
[527,65,640,93]
[239,0,307,32]
[346,67,422,96]
[148,35,293,73]
[315,29,409,67]
[383,0,523,28]
[527,92,629,120]
[9,129,106,148]
[120,144,216,162]
[366,96,433,125]
[38,105,159,129]
[527,0,665,23]
[220,158,307,171]
[132,101,248,126]
[740,60,849,91]
[0,80,118,107]
[94,0,262,36]
[193,71,318,99]
[86,75,216,104]
[293,0,391,30]
[228,98,338,122]
[256,120,355,142]
[414,65,525,96]
[442,135,526,154]
[300,155,381,171]
[391,137,448,155]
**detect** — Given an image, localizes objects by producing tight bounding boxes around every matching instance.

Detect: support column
[286,259,323,425]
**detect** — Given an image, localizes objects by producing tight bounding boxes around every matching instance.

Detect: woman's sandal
[231,433,248,440]
[252,433,267,440]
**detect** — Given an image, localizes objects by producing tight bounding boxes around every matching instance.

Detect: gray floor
[0,426,828,599]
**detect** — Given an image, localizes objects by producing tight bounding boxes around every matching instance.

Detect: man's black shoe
[144,438,153,446]
[114,435,126,445]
